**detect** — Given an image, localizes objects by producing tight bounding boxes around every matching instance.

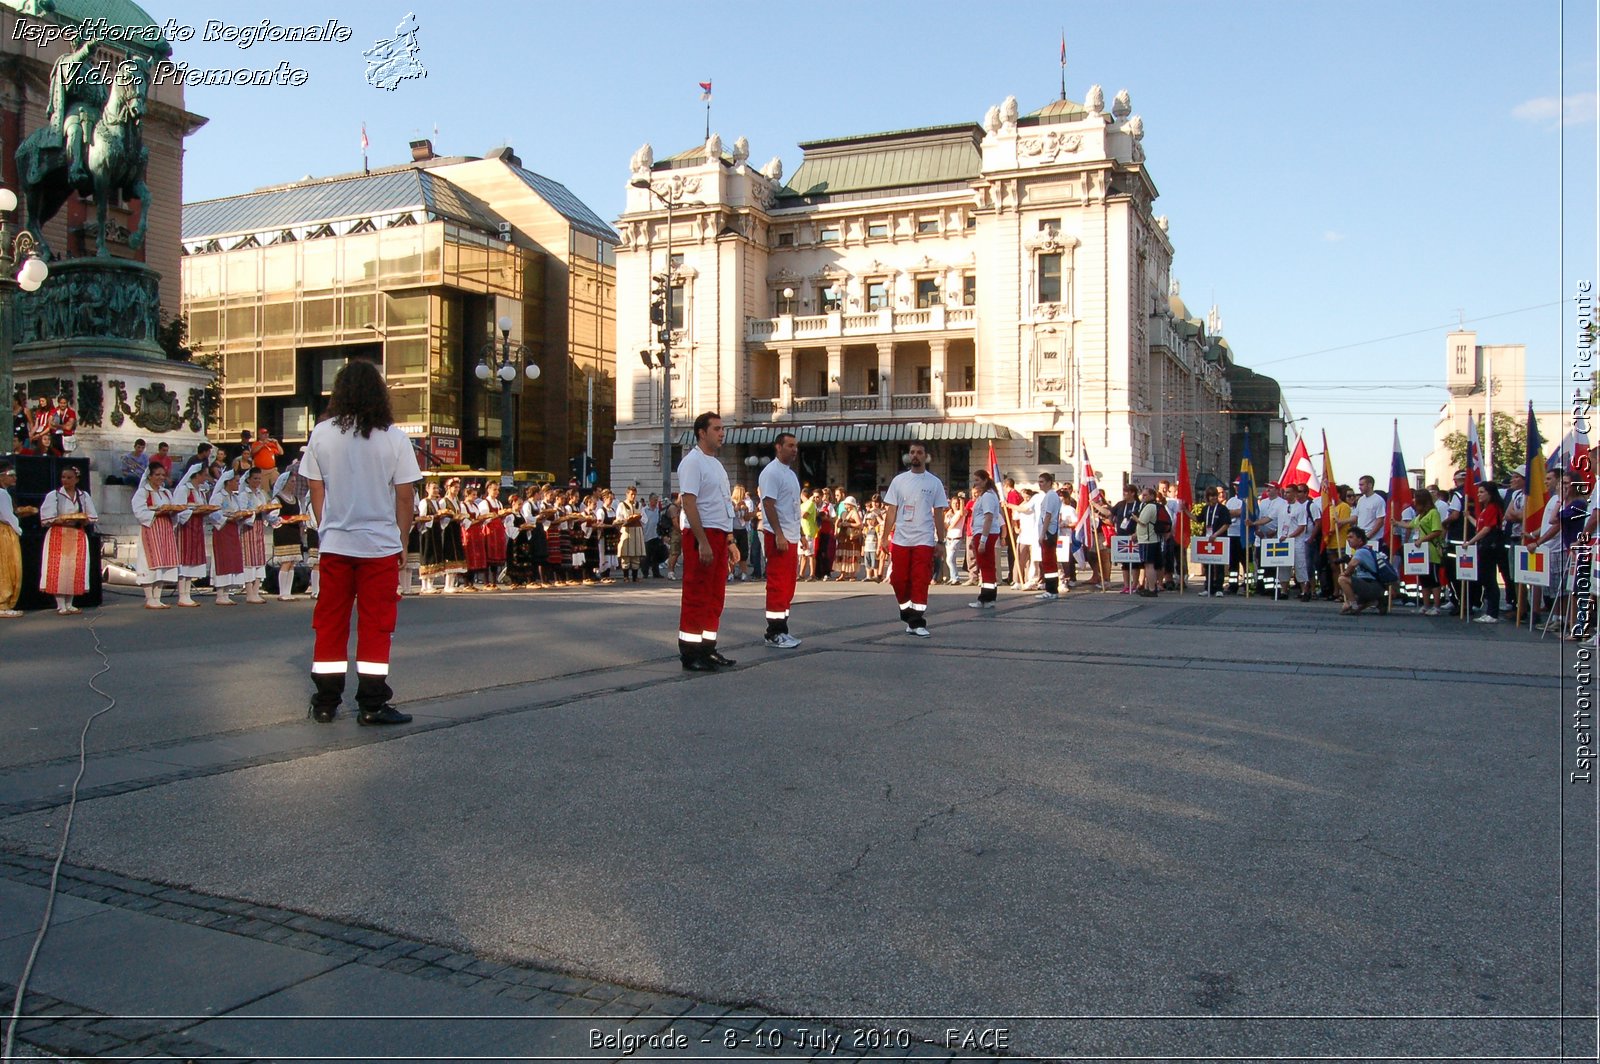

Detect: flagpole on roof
[1059,28,1066,102]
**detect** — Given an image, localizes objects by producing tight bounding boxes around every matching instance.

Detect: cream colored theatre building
[614,90,1241,497]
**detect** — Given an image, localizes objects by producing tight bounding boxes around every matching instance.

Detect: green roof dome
[2,0,172,56]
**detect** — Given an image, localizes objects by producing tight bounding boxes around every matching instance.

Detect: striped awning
[680,421,1017,447]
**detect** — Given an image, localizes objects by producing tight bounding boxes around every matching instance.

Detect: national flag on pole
[1175,433,1193,548]
[1075,443,1099,550]
[1278,435,1319,497]
[1465,412,1484,523]
[699,80,713,101]
[360,123,369,153]
[1387,421,1412,559]
[1525,403,1548,540]
[1059,30,1066,65]
[1237,432,1259,555]
[1321,430,1338,541]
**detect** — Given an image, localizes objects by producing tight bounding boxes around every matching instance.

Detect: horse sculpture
[15,53,153,259]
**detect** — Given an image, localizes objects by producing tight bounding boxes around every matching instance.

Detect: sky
[155,0,1598,483]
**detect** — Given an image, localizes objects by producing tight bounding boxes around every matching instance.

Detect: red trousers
[678,528,728,654]
[889,543,935,625]
[312,552,402,677]
[763,531,797,635]
[974,533,998,601]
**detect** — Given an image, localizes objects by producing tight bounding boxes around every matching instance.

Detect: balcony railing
[946,390,974,409]
[747,396,779,416]
[841,394,878,411]
[746,303,975,343]
[734,389,972,422]
[791,396,831,414]
[891,393,934,411]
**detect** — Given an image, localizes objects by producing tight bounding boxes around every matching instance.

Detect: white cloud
[1512,92,1598,128]
[1322,230,1345,243]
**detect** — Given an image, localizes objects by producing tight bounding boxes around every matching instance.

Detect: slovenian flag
[1387,421,1411,559]
[699,80,713,101]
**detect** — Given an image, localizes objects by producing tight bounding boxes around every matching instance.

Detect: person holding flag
[1235,433,1260,595]
[1522,404,1551,621]
[1175,434,1194,591]
[1034,471,1063,600]
[967,469,1002,609]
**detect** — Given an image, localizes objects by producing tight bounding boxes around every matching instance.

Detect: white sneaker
[764,633,802,649]
[1474,614,1499,624]
[909,626,931,638]
[1423,607,1439,616]
[1036,591,1058,601]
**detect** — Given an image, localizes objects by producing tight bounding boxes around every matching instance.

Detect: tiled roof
[508,164,619,244]
[182,169,503,242]
[781,124,983,200]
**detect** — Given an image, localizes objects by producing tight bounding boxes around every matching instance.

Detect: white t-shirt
[1036,490,1062,537]
[1226,496,1243,536]
[757,459,802,540]
[884,469,948,548]
[970,490,1002,538]
[1283,500,1310,541]
[1255,496,1288,537]
[299,421,422,558]
[1539,496,1562,555]
[1354,492,1387,538]
[678,447,733,531]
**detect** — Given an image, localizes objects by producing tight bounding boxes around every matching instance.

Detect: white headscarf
[209,466,239,507]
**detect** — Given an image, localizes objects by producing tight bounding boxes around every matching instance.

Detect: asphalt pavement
[0,575,1589,1062]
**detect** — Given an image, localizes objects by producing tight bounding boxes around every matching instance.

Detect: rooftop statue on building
[16,43,155,258]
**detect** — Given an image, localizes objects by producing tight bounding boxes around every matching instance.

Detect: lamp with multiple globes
[475,314,540,487]
[0,184,50,408]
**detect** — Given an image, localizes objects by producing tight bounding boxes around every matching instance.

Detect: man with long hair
[300,360,422,724]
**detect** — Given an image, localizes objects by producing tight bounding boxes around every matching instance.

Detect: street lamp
[630,171,695,502]
[474,314,539,488]
[0,185,50,417]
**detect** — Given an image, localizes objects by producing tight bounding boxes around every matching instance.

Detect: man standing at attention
[882,442,948,637]
[677,412,738,672]
[301,360,422,726]
[759,431,803,648]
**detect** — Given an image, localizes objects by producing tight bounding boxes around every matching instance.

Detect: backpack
[1154,506,1172,536]
[656,510,674,538]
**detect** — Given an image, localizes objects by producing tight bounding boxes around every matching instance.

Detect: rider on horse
[40,32,108,186]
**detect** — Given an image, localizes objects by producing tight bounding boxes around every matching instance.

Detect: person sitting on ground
[109,438,150,485]
[1337,527,1386,616]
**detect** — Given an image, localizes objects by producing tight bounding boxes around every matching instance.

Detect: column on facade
[779,346,795,412]
[826,344,842,411]
[930,337,948,411]
[876,341,894,412]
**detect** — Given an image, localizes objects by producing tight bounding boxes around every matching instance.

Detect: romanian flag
[1525,403,1548,540]
[1175,432,1193,548]
[699,80,713,101]
[1321,430,1338,541]
[1518,548,1547,578]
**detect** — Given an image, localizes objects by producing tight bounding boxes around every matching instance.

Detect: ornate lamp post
[630,172,695,503]
[0,186,50,420]
[474,315,539,489]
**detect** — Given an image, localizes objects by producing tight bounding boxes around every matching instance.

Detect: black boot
[308,673,345,723]
[704,641,736,668]
[355,674,412,725]
[680,638,715,671]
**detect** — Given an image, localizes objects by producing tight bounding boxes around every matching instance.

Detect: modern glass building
[181,142,616,477]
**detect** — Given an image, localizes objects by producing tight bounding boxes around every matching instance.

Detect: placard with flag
[1403,544,1431,576]
[1455,544,1480,581]
[1513,546,1549,586]
[1193,537,1230,566]
[1111,535,1141,564]
[1260,538,1291,567]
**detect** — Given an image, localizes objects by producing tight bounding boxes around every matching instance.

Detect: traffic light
[649,275,668,326]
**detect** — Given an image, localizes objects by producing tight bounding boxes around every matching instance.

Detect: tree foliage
[1442,412,1530,480]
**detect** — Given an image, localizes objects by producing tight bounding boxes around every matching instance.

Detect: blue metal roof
[182,169,503,242]
[510,164,618,244]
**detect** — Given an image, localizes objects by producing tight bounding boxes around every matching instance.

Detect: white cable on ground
[2,611,118,1061]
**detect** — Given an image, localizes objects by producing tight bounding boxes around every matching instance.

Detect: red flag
[1277,436,1319,497]
[1386,420,1412,559]
[1175,433,1193,548]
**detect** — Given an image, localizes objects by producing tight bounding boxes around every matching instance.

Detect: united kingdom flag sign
[1111,535,1142,564]
[1259,538,1291,567]
[1193,537,1230,566]
[1513,546,1550,587]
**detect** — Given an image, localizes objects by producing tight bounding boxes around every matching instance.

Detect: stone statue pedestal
[12,259,214,566]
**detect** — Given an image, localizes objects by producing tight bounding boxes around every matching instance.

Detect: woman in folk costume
[545,490,570,585]
[437,477,467,592]
[130,462,180,609]
[271,462,308,601]
[39,463,97,614]
[528,486,555,587]
[615,485,647,583]
[207,466,248,605]
[401,486,424,595]
[482,480,509,589]
[415,479,444,593]
[170,462,213,607]
[459,482,488,590]
[236,466,276,604]
[505,485,540,588]
[0,460,23,618]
